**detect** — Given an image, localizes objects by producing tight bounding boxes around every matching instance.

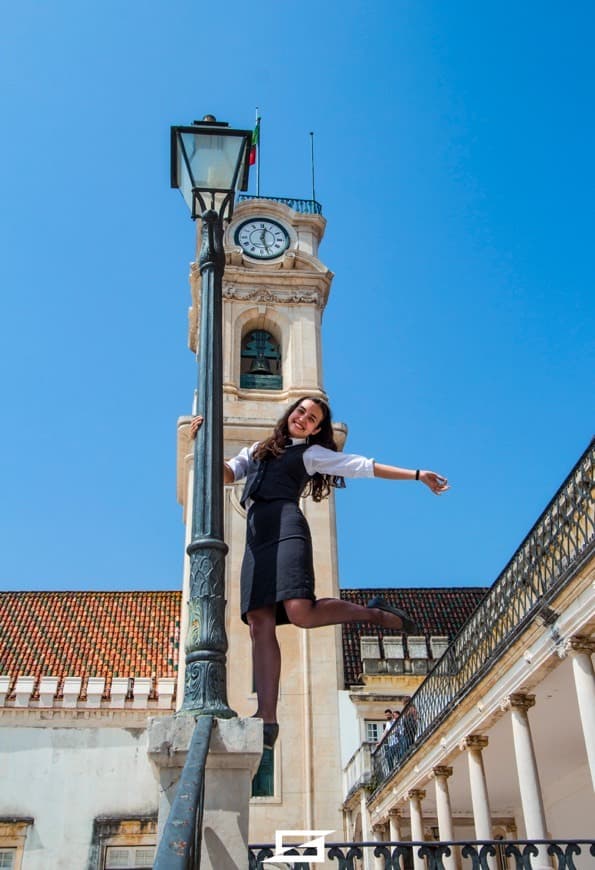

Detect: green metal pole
[180,208,235,718]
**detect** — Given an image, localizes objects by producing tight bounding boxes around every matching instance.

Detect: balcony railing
[373,439,595,787]
[249,839,595,869]
[237,194,322,214]
[343,741,375,797]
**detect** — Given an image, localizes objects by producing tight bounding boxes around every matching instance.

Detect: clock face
[234,218,290,260]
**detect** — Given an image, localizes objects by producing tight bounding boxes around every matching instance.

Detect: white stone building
[340,439,595,870]
[0,195,592,869]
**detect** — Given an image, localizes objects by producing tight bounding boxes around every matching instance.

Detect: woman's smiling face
[287,399,325,439]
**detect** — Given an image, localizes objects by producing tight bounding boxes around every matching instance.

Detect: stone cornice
[347,692,411,704]
[0,708,173,726]
[221,257,333,285]
[223,249,332,277]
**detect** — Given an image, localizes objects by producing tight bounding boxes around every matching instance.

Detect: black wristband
[415,469,420,480]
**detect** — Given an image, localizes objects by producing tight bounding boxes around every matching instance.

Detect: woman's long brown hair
[253,396,345,501]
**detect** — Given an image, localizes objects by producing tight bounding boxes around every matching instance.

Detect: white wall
[338,690,360,767]
[545,764,594,839]
[0,726,158,870]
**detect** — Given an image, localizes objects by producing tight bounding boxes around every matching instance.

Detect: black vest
[240,444,310,508]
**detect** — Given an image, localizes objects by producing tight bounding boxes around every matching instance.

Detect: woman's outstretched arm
[374,463,449,495]
[303,446,449,494]
[189,415,235,484]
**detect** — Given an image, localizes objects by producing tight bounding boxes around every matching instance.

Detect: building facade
[340,439,595,870]
[0,193,592,869]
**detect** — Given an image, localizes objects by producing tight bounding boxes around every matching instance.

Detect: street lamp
[171,116,251,717]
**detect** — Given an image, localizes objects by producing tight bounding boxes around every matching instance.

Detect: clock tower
[177,194,346,838]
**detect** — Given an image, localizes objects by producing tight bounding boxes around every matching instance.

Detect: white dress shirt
[226,438,375,482]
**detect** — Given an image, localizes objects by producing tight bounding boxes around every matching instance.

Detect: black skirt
[240,498,316,624]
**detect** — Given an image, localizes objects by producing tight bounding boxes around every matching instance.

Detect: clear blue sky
[1,1,593,593]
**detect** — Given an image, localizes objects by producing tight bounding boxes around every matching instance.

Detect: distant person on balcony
[401,700,419,752]
[190,397,449,749]
[382,709,402,761]
[383,709,394,732]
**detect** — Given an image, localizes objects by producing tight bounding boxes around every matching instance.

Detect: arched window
[240,329,282,390]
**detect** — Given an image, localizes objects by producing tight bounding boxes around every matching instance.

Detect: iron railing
[153,716,213,870]
[373,439,595,786]
[249,839,595,869]
[237,194,322,214]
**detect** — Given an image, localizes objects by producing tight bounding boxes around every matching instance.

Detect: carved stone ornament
[564,635,595,656]
[501,693,536,714]
[222,285,322,308]
[459,734,489,752]
[431,765,454,780]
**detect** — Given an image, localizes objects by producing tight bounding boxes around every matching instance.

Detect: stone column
[502,694,547,839]
[360,790,374,870]
[343,808,353,841]
[408,789,426,870]
[372,822,389,870]
[147,715,262,870]
[432,766,459,870]
[389,809,405,870]
[460,736,492,841]
[565,637,595,790]
[389,807,403,841]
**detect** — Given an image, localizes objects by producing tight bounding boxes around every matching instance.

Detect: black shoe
[367,596,418,634]
[263,723,279,749]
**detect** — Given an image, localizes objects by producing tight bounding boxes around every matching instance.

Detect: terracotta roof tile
[0,591,181,697]
[0,587,487,697]
[340,587,487,687]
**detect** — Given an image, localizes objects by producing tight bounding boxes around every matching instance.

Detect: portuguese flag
[249,117,260,166]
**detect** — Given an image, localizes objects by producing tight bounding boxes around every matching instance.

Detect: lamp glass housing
[171,123,251,219]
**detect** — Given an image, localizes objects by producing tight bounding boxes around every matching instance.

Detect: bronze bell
[249,356,272,375]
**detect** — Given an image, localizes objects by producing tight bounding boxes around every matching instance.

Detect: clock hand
[259,230,272,253]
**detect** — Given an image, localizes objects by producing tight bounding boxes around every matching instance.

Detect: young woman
[191,396,448,747]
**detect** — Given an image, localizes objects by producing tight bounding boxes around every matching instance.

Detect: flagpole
[309,131,316,203]
[256,107,261,196]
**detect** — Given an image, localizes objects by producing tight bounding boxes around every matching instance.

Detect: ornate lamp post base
[180,538,236,718]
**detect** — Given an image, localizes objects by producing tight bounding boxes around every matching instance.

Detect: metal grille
[237,194,322,215]
[373,439,595,786]
[249,839,595,869]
